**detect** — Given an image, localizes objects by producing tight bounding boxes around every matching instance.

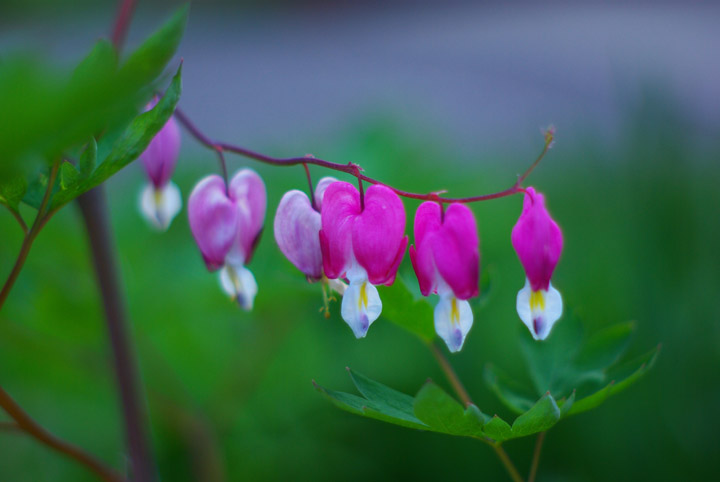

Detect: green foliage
[484,315,660,417]
[0,5,188,209]
[49,66,182,210]
[314,368,563,444]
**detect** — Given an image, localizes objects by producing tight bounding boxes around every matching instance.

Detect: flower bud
[138,99,182,230]
[511,187,563,340]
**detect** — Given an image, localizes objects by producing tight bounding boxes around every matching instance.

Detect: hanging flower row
[137,107,563,351]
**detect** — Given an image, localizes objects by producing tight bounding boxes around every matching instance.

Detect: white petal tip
[435,297,473,353]
[220,264,258,311]
[341,279,381,339]
[139,182,182,231]
[516,281,562,341]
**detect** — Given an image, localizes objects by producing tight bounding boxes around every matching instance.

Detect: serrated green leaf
[78,138,97,178]
[59,162,80,190]
[347,369,422,426]
[313,378,430,431]
[510,392,560,437]
[379,275,435,341]
[483,416,513,442]
[49,65,182,209]
[413,382,486,438]
[483,364,537,414]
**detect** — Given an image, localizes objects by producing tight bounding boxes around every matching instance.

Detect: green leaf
[317,369,565,444]
[78,138,97,178]
[510,392,560,437]
[483,364,537,414]
[313,375,430,432]
[568,345,660,415]
[558,390,576,418]
[22,170,51,209]
[120,4,188,86]
[574,321,635,373]
[347,369,423,427]
[379,275,435,342]
[49,65,182,209]
[482,416,513,442]
[0,176,28,210]
[0,6,187,188]
[413,382,486,438]
[59,162,80,190]
[519,313,584,397]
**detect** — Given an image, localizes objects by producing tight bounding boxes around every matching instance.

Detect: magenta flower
[273,176,338,280]
[410,202,479,352]
[188,169,266,310]
[319,182,407,338]
[511,187,563,340]
[138,99,182,230]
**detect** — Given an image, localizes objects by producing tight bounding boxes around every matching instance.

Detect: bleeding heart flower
[410,202,479,352]
[188,169,266,310]
[511,187,563,340]
[319,182,407,338]
[138,99,182,230]
[273,176,338,280]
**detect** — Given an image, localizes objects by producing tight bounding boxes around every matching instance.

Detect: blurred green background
[1,1,720,481]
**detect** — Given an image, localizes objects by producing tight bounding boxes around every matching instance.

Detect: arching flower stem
[173,106,554,205]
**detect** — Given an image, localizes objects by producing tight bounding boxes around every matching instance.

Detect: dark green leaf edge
[315,368,563,444]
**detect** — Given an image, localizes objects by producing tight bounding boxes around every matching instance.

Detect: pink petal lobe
[352,184,407,285]
[274,190,323,279]
[432,203,479,300]
[411,202,479,299]
[188,175,237,271]
[228,169,267,263]
[320,181,361,279]
[141,114,181,189]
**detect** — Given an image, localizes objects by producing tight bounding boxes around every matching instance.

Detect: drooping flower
[138,99,182,230]
[410,202,479,352]
[319,182,407,338]
[511,187,563,340]
[188,169,266,310]
[273,176,338,280]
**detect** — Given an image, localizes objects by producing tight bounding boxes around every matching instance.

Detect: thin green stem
[528,432,546,482]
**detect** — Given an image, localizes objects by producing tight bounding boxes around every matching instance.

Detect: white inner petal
[139,182,182,231]
[434,294,473,353]
[219,263,258,311]
[516,278,563,340]
[327,278,347,296]
[341,270,382,339]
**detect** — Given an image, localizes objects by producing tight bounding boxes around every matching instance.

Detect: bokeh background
[1,1,719,480]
